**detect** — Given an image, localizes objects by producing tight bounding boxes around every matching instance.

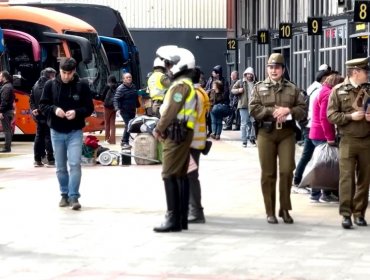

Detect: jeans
[0,110,14,150]
[210,111,223,136]
[293,127,315,185]
[34,121,54,161]
[239,108,255,143]
[51,129,83,199]
[121,111,135,144]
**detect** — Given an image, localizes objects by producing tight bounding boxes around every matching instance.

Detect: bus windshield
[65,31,109,98]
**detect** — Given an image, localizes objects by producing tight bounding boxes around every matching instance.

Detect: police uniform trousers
[339,136,370,218]
[257,126,296,216]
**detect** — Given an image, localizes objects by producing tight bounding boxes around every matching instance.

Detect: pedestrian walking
[308,73,344,203]
[39,57,94,210]
[249,53,306,224]
[0,70,15,153]
[231,67,257,147]
[30,67,56,166]
[327,57,370,229]
[113,72,140,148]
[292,64,333,195]
[102,74,118,144]
[152,47,197,233]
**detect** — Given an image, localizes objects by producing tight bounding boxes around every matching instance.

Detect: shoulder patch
[173,92,183,103]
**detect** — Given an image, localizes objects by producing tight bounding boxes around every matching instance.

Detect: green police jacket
[249,77,307,122]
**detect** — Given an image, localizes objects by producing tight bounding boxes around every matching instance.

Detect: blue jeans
[239,108,255,143]
[293,127,315,185]
[51,129,83,199]
[121,111,135,144]
[211,104,229,136]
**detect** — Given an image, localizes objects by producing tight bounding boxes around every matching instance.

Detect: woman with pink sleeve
[309,73,344,203]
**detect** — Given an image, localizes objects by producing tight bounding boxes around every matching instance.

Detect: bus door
[3,29,40,135]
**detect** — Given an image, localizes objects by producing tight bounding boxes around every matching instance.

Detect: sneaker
[45,160,55,168]
[242,142,247,148]
[291,185,310,194]
[121,143,132,149]
[310,195,320,203]
[69,198,81,210]
[250,139,257,147]
[33,161,44,167]
[319,194,339,203]
[215,135,220,140]
[59,195,69,207]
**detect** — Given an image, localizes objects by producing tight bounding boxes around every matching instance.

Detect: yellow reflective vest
[148,71,167,101]
[191,84,210,149]
[162,78,197,129]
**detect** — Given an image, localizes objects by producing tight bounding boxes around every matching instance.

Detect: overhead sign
[279,23,292,39]
[257,30,269,44]
[354,1,370,22]
[226,38,237,50]
[307,17,323,35]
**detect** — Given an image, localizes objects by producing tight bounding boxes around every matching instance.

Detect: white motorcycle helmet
[171,48,196,76]
[156,45,180,66]
[153,57,165,69]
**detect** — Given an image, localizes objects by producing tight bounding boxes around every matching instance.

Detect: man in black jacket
[0,71,15,153]
[113,72,139,148]
[30,67,56,167]
[39,58,94,210]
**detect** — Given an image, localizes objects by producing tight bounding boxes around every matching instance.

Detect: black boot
[178,176,190,230]
[153,177,181,233]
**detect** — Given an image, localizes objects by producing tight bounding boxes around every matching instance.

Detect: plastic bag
[299,143,339,190]
[128,116,159,133]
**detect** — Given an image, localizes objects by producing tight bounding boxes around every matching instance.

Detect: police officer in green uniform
[249,53,306,224]
[152,48,197,233]
[327,57,370,229]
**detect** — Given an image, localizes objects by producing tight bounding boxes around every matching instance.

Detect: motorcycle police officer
[152,47,197,232]
[147,46,177,117]
[249,53,306,224]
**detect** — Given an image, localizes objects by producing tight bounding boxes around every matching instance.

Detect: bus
[0,4,110,135]
[17,3,142,87]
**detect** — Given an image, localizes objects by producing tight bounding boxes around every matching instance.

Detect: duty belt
[261,120,294,132]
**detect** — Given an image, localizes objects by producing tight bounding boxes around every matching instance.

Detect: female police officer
[249,53,306,224]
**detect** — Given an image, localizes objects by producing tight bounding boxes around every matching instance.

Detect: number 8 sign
[354,1,370,22]
[307,17,323,35]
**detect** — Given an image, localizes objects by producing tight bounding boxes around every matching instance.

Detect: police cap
[267,53,285,66]
[345,57,370,71]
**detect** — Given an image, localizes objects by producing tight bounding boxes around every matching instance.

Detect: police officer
[147,57,172,117]
[152,48,197,232]
[327,57,370,229]
[249,53,306,224]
